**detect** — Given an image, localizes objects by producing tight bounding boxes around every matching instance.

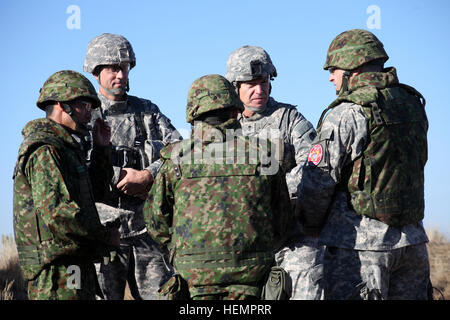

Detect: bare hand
[93,118,111,146]
[116,168,153,199]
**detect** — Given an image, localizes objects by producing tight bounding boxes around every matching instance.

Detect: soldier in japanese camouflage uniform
[297,29,432,299]
[225,45,323,300]
[143,74,294,300]
[83,33,180,300]
[13,70,120,300]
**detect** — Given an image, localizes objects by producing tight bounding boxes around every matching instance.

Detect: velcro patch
[307,144,323,166]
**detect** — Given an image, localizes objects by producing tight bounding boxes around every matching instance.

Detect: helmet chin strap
[337,70,351,96]
[245,104,267,114]
[61,103,90,136]
[235,81,270,115]
[97,73,128,97]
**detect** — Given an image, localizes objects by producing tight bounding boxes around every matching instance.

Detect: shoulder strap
[14,133,63,178]
[398,83,426,108]
[129,96,151,168]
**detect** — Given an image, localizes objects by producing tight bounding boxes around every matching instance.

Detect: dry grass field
[1,230,449,300]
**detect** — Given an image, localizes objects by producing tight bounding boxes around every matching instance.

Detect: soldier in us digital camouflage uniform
[225,45,323,300]
[13,70,120,300]
[143,74,294,300]
[297,29,432,300]
[83,33,180,300]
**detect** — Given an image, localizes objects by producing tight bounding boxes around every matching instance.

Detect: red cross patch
[307,144,323,165]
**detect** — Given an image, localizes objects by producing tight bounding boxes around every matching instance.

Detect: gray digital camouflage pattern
[323,245,430,300]
[238,97,315,196]
[227,45,324,300]
[89,93,180,299]
[297,31,430,299]
[83,33,136,73]
[225,45,277,83]
[144,74,294,300]
[238,98,324,300]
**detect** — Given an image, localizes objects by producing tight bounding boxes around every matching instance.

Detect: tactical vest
[13,125,100,280]
[322,84,428,227]
[161,137,277,288]
[93,95,155,170]
[240,99,299,173]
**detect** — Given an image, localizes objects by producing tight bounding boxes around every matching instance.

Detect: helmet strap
[338,71,351,96]
[245,103,267,114]
[97,73,126,97]
[235,81,270,114]
[61,102,73,115]
[61,103,89,136]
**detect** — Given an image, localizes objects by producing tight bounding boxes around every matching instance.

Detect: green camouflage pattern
[83,33,136,73]
[144,74,292,298]
[36,70,100,110]
[324,29,389,71]
[144,131,293,299]
[336,68,428,227]
[27,263,98,300]
[313,68,428,227]
[186,74,243,124]
[13,118,114,284]
[225,45,277,84]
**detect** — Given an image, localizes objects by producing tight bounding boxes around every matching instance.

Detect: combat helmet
[186,74,244,124]
[83,33,136,74]
[324,29,389,71]
[36,70,100,110]
[225,45,277,85]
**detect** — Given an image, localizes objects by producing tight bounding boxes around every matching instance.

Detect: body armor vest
[321,73,428,227]
[13,120,100,279]
[160,135,278,287]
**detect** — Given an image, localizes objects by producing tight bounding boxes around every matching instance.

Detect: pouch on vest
[261,266,290,300]
[158,273,190,300]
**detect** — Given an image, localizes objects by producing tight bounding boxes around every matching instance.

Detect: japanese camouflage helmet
[186,74,244,124]
[36,70,100,110]
[225,45,277,85]
[83,33,136,74]
[324,29,389,71]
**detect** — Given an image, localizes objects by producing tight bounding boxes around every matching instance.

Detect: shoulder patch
[307,144,323,166]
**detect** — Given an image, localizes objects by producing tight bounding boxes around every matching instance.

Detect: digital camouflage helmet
[36,70,100,110]
[324,29,389,71]
[186,74,244,124]
[225,45,277,85]
[83,33,136,74]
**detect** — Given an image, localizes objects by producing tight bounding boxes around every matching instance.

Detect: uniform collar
[347,67,399,92]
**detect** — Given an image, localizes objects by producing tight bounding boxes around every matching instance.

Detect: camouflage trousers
[95,232,173,300]
[275,236,324,300]
[323,243,431,300]
[28,262,98,300]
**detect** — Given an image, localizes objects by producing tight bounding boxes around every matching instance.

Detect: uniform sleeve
[143,160,174,247]
[296,103,369,235]
[25,145,112,247]
[285,110,317,196]
[144,110,183,178]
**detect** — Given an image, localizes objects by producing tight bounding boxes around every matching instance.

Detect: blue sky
[1,0,449,237]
